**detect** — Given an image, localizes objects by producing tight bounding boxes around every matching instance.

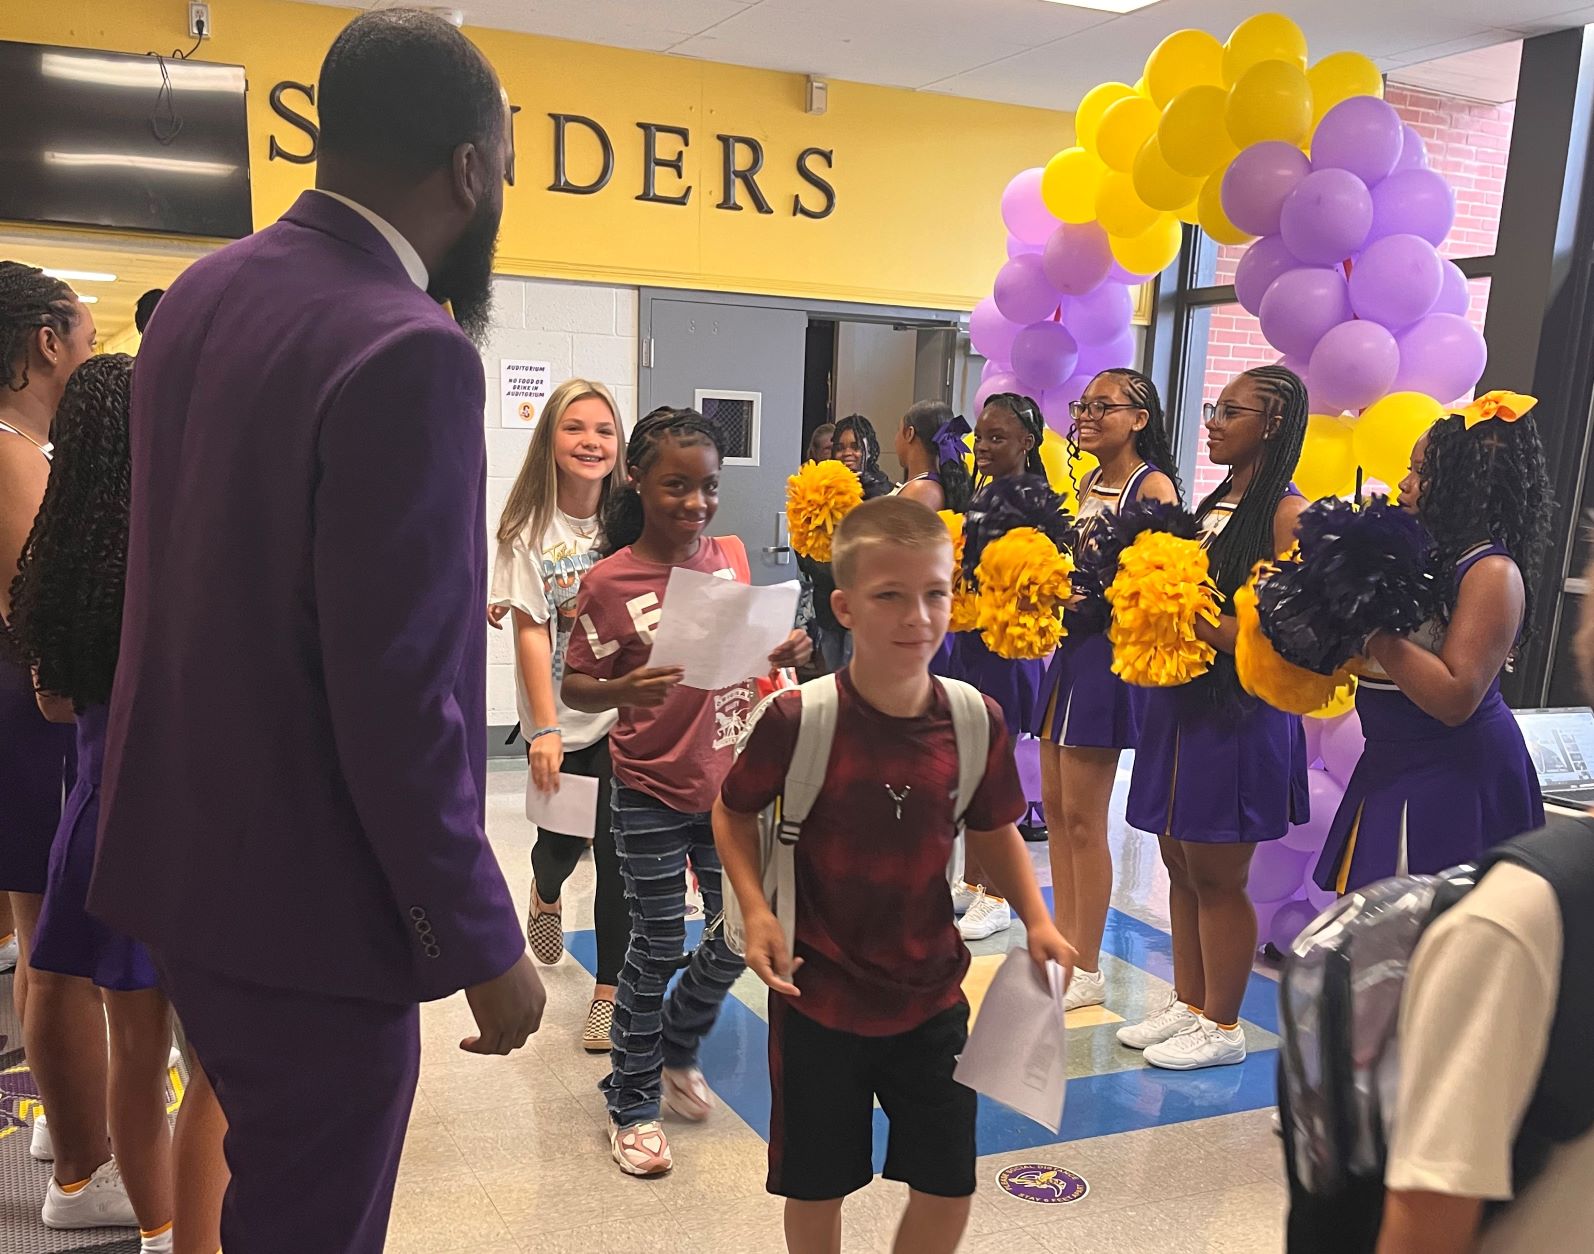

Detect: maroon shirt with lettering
[720,669,1025,1036]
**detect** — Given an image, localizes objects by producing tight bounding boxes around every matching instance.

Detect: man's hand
[487,604,510,630]
[528,732,563,794]
[615,665,685,709]
[460,953,546,1055]
[769,629,812,670]
[743,910,802,997]
[1025,919,1078,979]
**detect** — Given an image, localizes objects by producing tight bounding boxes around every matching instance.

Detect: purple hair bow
[931,414,971,466]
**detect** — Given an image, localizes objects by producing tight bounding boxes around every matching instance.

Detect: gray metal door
[641,295,808,585]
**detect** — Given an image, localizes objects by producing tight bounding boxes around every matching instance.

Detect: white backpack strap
[936,677,991,889]
[771,674,840,946]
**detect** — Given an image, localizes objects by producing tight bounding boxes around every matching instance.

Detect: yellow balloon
[1306,683,1357,720]
[1222,12,1308,86]
[1352,391,1444,492]
[1295,415,1359,499]
[1042,147,1106,224]
[1197,172,1253,246]
[1039,428,1095,512]
[1109,216,1182,276]
[1076,81,1136,153]
[1158,84,1235,177]
[1096,93,1162,173]
[1133,76,1149,96]
[1226,59,1314,148]
[1175,197,1201,225]
[1095,170,1161,239]
[1145,28,1225,107]
[1132,135,1203,211]
[1308,51,1384,127]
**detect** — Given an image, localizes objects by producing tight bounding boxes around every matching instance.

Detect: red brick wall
[1187,85,1514,501]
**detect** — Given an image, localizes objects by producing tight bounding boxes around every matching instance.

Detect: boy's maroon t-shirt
[720,668,1025,1037]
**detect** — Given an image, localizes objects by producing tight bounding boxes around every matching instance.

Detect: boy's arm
[562,667,682,714]
[966,824,1078,971]
[712,798,800,996]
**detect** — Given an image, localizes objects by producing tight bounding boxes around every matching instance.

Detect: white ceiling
[304,0,1594,110]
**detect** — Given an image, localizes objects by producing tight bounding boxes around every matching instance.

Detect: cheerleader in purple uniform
[1034,370,1180,1013]
[1314,406,1550,895]
[8,355,176,1245]
[890,400,973,516]
[1121,365,1311,1072]
[944,392,1051,940]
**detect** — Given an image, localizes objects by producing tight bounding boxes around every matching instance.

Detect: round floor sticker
[997,1163,1089,1204]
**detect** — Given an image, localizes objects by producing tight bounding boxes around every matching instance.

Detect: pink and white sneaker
[662,1066,715,1122]
[609,1119,672,1176]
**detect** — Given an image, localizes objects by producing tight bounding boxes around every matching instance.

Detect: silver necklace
[885,784,912,821]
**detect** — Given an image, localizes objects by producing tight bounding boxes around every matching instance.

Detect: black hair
[318,9,503,175]
[600,406,725,555]
[1193,364,1308,710]
[1093,368,1184,504]
[1420,413,1554,642]
[5,355,133,709]
[901,400,974,513]
[980,392,1047,483]
[833,413,893,499]
[134,289,165,334]
[0,262,78,392]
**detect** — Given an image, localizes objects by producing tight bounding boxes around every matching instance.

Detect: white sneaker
[1116,992,1200,1050]
[1063,967,1106,1011]
[1144,1017,1247,1071]
[609,1119,672,1176]
[41,1158,138,1229]
[950,881,980,916]
[30,1114,53,1162]
[141,1227,174,1253]
[0,932,16,972]
[957,893,1012,941]
[662,1066,715,1122]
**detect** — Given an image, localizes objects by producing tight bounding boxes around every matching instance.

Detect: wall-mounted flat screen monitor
[0,41,252,239]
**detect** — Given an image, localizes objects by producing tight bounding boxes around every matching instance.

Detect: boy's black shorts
[767,995,976,1201]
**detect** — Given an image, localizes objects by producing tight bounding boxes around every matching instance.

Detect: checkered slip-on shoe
[583,998,615,1053]
[526,883,565,965]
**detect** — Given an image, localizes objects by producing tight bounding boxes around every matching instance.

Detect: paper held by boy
[955,949,1069,1133]
[525,772,600,839]
[648,567,800,690]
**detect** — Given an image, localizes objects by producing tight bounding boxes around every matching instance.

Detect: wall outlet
[188,2,211,39]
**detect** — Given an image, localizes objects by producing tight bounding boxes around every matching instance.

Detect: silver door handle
[764,545,791,555]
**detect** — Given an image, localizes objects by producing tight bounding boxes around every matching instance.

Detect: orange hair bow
[1457,390,1538,429]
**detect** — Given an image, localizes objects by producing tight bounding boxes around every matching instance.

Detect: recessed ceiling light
[77,295,100,304]
[44,268,118,283]
[1038,0,1164,12]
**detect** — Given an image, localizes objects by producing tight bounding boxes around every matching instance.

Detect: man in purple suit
[91,11,544,1251]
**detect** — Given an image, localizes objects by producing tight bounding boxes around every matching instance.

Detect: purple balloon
[1006,234,1044,259]
[1319,709,1365,787]
[1369,168,1456,247]
[1251,842,1312,904]
[1393,123,1429,173]
[1306,883,1337,912]
[1107,261,1154,286]
[1259,266,1352,359]
[1432,259,1471,317]
[975,370,1024,413]
[980,358,1007,382]
[969,297,1021,364]
[1002,167,1059,246]
[993,254,1060,326]
[1393,312,1488,404]
[1011,321,1081,394]
[1075,329,1137,379]
[1222,142,1313,238]
[1310,96,1405,189]
[1270,898,1322,951]
[1309,319,1400,413]
[1235,236,1299,315]
[1038,382,1081,435]
[1282,770,1345,853]
[1280,169,1374,266]
[1062,282,1133,346]
[1349,233,1444,329]
[1042,221,1114,296]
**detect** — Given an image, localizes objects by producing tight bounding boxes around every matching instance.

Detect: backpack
[1279,813,1594,1252]
[717,672,992,959]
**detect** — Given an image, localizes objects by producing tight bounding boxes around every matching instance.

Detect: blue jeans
[602,784,745,1124]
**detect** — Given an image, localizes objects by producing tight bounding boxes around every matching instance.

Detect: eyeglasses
[1202,401,1269,427]
[1069,399,1142,422]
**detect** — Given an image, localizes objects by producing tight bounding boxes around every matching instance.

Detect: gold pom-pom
[1234,562,1357,715]
[938,510,981,634]
[973,527,1074,660]
[1105,531,1220,687]
[787,460,863,562]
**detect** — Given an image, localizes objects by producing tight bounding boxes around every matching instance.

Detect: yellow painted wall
[4,0,1073,310]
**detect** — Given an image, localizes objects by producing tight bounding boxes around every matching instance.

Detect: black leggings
[529,737,628,987]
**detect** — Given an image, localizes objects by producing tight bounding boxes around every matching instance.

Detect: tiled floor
[378,756,1289,1252]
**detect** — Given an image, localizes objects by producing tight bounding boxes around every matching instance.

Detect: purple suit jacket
[92,192,525,1003]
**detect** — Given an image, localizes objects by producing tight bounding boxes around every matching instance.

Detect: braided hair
[901,400,973,513]
[5,355,134,709]
[1419,413,1554,641]
[1194,364,1308,709]
[1,262,78,392]
[834,413,893,499]
[1094,368,1184,504]
[600,406,725,555]
[980,392,1048,483]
